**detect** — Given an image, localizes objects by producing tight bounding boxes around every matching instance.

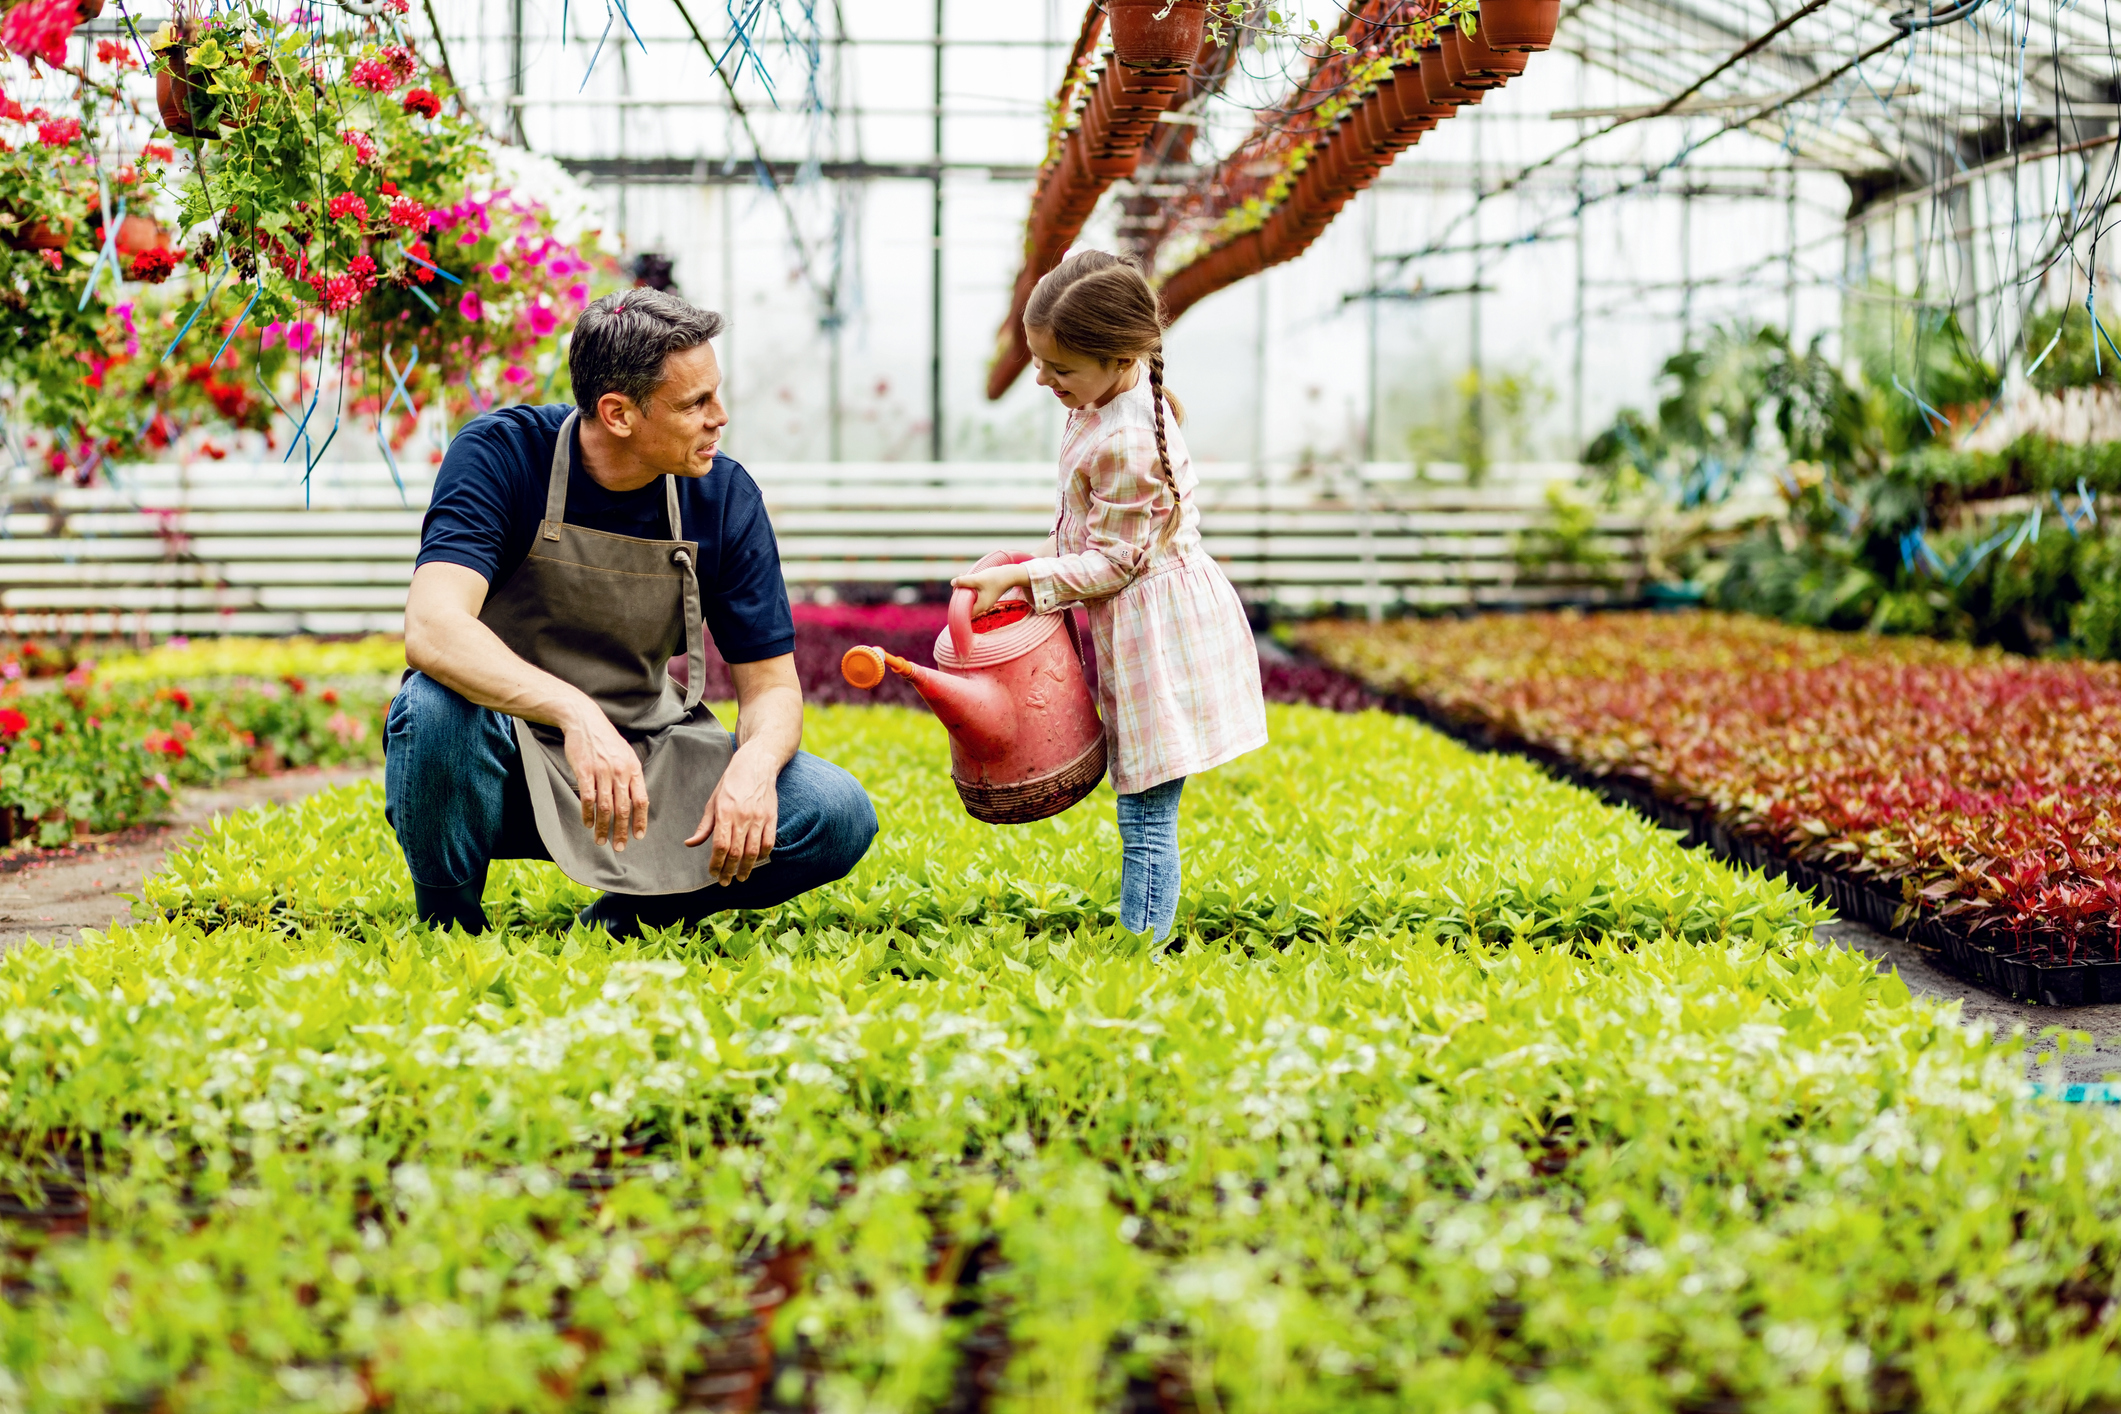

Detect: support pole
[930,0,946,462]
[509,0,528,146]
[1680,185,1694,348]
[1365,191,1379,463]
[1785,161,1798,339]
[1573,137,1586,457]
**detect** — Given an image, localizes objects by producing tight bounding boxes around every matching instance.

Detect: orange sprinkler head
[842,644,887,690]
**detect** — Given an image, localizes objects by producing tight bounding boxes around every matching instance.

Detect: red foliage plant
[1299,611,2121,965]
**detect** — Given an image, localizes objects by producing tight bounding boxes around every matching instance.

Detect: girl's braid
[1147,347,1182,548]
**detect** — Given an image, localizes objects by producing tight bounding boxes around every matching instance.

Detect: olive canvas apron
[477,412,735,894]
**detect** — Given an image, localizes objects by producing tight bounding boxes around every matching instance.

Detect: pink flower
[339,129,378,164]
[526,302,557,336]
[1,0,77,67]
[385,195,426,230]
[39,249,59,271]
[327,191,367,222]
[457,289,483,321]
[567,282,589,303]
[348,57,398,92]
[487,261,511,283]
[285,320,320,353]
[261,320,285,350]
[503,364,529,384]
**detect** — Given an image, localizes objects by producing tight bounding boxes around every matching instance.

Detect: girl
[952,251,1268,942]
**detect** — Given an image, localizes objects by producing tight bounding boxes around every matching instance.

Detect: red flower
[127,247,176,284]
[0,708,26,738]
[378,181,399,197]
[93,38,138,68]
[348,253,378,291]
[35,117,80,147]
[327,191,367,222]
[283,675,307,695]
[348,57,398,92]
[385,195,427,231]
[339,129,378,165]
[0,0,78,68]
[402,88,441,119]
[39,249,58,272]
[312,273,362,312]
[142,142,173,163]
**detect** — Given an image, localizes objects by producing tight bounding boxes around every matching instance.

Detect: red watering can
[841,550,1106,824]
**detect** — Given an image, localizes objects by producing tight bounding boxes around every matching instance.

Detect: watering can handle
[949,549,1037,662]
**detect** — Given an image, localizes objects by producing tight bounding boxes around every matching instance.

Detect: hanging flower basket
[1477,0,1562,51]
[1460,22,1532,80]
[1391,66,1456,131]
[1106,0,1208,73]
[1420,44,1486,105]
[1440,30,1509,90]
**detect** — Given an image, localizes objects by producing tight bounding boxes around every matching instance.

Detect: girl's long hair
[1025,252,1186,517]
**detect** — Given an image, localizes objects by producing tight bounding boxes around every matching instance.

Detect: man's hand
[687,748,777,882]
[951,562,1032,618]
[562,701,649,850]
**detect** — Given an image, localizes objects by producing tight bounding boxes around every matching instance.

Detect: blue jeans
[384,671,877,934]
[1116,777,1185,941]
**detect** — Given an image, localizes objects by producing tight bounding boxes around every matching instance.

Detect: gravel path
[0,766,381,951]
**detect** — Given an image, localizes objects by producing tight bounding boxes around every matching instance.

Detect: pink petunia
[487,261,510,283]
[285,321,320,354]
[261,320,286,350]
[457,290,482,321]
[503,364,529,384]
[526,302,557,336]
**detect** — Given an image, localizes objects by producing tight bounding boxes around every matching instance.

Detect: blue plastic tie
[408,282,439,313]
[78,197,126,312]
[159,256,233,365]
[1891,375,1951,434]
[396,242,462,285]
[374,343,419,506]
[207,277,261,368]
[2025,318,2067,379]
[2029,1083,2121,1103]
[578,5,616,92]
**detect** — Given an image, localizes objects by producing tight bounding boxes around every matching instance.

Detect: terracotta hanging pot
[1440,30,1507,89]
[113,213,166,256]
[1460,21,1531,79]
[1477,0,1561,51]
[1106,0,1208,72]
[156,47,216,138]
[1419,44,1485,105]
[1392,65,1455,130]
[74,0,105,16]
[2,215,69,252]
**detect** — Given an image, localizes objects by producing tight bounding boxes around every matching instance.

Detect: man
[385,289,876,936]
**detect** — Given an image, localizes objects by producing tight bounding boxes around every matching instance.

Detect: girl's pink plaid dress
[1024,376,1268,795]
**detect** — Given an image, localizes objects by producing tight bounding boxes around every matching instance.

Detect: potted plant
[1478,0,1562,51]
[1419,43,1486,104]
[1107,0,1208,72]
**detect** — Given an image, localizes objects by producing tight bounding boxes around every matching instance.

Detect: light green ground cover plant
[1,705,2118,1411]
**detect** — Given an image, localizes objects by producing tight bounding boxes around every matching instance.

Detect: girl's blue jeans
[1116,776,1185,941]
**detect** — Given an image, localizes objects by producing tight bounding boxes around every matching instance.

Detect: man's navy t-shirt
[416,403,794,664]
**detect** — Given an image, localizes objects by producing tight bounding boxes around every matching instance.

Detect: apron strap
[663,474,682,539]
[672,545,706,711]
[542,411,577,540]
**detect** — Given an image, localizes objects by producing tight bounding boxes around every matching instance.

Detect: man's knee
[781,754,877,881]
[386,671,487,760]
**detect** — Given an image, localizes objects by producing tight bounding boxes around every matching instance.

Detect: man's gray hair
[570,289,725,412]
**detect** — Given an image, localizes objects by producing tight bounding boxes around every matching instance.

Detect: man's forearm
[732,682,803,770]
[406,604,598,732]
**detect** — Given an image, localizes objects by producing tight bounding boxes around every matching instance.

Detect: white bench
[0,459,1729,634]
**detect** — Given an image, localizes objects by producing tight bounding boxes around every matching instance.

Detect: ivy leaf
[189,37,227,69]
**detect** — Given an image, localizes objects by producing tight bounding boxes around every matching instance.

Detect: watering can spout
[841,646,1019,760]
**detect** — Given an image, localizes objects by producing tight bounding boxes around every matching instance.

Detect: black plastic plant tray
[1378,691,2121,1007]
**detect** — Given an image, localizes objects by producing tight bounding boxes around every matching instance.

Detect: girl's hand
[951,563,1033,617]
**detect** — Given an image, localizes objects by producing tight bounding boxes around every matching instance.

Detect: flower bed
[1297,610,2121,977]
[0,638,395,845]
[3,704,2120,1407]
